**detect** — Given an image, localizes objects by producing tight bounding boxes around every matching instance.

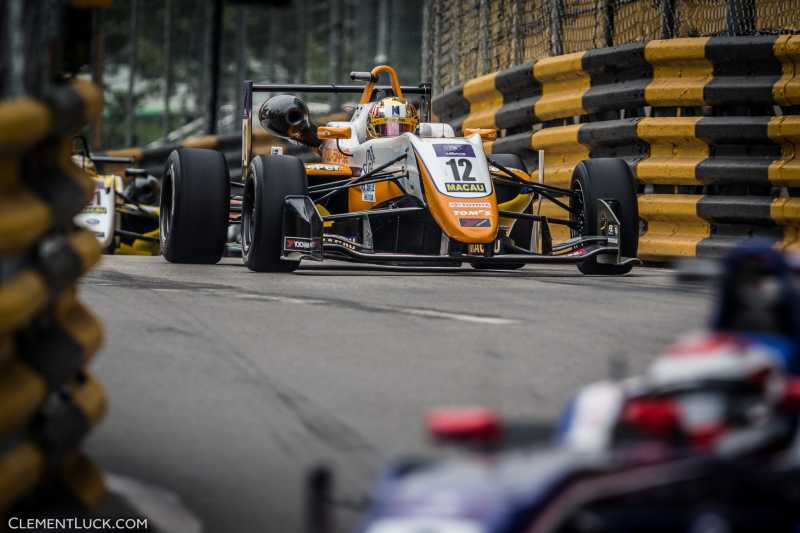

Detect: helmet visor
[385,119,401,137]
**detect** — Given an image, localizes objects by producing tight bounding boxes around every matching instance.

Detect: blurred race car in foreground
[72,137,160,255]
[308,242,800,533]
[159,65,639,274]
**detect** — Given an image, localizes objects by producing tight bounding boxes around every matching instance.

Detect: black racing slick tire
[570,158,638,275]
[241,155,308,272]
[473,154,529,271]
[160,148,229,263]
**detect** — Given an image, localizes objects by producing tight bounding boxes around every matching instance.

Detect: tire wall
[433,36,800,261]
[0,80,108,511]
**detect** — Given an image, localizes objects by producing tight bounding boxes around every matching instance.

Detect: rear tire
[241,155,308,272]
[570,159,638,275]
[160,148,229,263]
[473,153,529,270]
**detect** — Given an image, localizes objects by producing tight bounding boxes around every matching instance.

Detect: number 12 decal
[445,158,475,181]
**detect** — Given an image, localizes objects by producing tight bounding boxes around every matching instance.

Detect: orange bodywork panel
[416,154,497,244]
[321,145,350,165]
[304,162,404,211]
[305,163,353,177]
[348,181,404,211]
[464,128,498,141]
[317,126,352,141]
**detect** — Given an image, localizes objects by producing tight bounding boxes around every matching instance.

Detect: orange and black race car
[159,65,639,274]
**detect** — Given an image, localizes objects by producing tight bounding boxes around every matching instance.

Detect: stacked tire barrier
[104,129,317,181]
[433,36,800,261]
[0,80,107,512]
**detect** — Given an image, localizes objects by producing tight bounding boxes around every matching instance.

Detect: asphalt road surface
[81,256,714,533]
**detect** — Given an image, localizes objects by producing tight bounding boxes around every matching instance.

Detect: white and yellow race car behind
[73,140,160,255]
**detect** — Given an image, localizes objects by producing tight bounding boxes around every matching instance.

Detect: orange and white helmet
[367,97,418,138]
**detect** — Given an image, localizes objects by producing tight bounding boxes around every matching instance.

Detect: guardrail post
[421,0,432,86]
[660,0,676,39]
[207,0,223,135]
[479,0,491,74]
[330,0,343,113]
[125,0,138,146]
[602,0,614,48]
[726,0,755,36]
[5,0,25,97]
[550,0,564,56]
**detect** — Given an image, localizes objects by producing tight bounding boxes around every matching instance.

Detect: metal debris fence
[422,0,800,94]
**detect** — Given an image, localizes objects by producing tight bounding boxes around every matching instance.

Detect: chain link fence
[424,0,800,94]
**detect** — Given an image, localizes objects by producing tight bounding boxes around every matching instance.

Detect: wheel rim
[570,178,585,238]
[160,169,173,243]
[241,178,255,254]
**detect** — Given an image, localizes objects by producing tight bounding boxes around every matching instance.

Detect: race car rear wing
[248,82,430,95]
[240,65,432,180]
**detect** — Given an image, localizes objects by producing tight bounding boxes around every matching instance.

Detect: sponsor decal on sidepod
[445,183,486,193]
[433,144,476,158]
[459,218,491,228]
[284,237,318,251]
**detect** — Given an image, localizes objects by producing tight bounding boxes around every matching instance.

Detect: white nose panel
[412,139,493,198]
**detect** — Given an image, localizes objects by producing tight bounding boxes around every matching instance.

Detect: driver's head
[367,97,418,138]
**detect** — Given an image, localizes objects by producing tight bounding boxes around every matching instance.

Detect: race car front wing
[280,195,639,268]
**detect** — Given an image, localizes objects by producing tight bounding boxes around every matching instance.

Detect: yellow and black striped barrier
[433,35,800,261]
[529,116,800,188]
[0,81,108,512]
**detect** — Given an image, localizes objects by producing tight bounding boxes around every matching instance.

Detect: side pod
[281,195,324,262]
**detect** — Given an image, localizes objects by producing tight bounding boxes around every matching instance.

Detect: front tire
[241,155,308,272]
[160,148,229,263]
[570,158,638,275]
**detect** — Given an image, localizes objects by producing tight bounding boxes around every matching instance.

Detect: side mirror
[464,128,497,141]
[317,126,352,141]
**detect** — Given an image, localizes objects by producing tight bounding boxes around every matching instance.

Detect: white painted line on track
[396,307,519,325]
[237,293,328,305]
[148,286,519,326]
[236,292,518,324]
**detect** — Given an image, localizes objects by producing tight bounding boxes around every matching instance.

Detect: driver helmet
[367,97,418,138]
